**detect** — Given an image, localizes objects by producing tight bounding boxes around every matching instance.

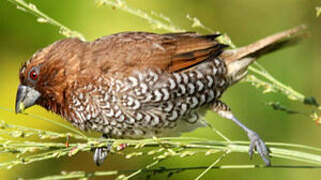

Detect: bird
[15,25,306,166]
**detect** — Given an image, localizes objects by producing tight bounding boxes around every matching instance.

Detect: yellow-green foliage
[1,0,321,179]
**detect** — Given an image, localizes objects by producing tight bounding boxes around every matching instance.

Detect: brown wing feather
[87,32,227,74]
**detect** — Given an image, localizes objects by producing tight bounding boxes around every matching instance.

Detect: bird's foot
[247,130,271,166]
[93,141,112,166]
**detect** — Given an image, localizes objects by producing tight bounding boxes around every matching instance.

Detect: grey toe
[248,131,271,166]
[93,147,108,166]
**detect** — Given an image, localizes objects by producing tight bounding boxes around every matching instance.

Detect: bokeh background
[0,0,321,179]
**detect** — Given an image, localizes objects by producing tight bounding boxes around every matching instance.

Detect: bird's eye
[29,70,38,80]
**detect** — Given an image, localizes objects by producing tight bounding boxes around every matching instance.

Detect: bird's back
[85,32,226,74]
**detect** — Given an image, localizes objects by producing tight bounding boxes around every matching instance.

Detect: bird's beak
[15,85,41,114]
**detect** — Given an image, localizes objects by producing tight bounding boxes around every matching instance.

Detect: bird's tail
[222,25,307,84]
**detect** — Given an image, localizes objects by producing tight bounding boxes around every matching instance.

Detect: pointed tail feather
[222,25,307,83]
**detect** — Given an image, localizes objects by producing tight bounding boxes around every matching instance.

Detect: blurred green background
[0,0,321,179]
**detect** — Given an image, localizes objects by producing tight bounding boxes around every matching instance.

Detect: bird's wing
[88,32,228,74]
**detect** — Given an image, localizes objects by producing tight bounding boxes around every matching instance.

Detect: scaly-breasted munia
[15,25,306,166]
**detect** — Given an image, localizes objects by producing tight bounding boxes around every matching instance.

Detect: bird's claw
[93,143,112,166]
[247,131,271,166]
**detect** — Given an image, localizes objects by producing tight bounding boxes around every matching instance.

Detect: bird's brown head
[15,38,85,115]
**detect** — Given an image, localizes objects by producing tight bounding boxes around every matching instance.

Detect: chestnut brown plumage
[15,26,306,166]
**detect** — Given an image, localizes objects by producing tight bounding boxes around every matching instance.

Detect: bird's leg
[93,133,112,166]
[211,101,271,166]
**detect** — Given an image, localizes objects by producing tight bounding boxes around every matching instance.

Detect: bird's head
[15,38,85,114]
